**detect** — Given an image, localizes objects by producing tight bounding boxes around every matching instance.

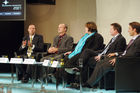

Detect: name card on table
[42,60,51,67]
[10,58,23,64]
[23,59,36,64]
[0,58,9,63]
[51,61,61,68]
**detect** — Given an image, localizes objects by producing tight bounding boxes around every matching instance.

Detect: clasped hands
[48,47,58,53]
[94,53,116,66]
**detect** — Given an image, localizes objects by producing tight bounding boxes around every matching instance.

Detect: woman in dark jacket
[64,21,104,68]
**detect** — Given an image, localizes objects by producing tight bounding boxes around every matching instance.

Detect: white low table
[0,57,43,88]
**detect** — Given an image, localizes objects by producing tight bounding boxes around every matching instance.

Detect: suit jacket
[19,34,44,54]
[98,34,126,54]
[64,32,104,67]
[121,35,140,57]
[81,32,104,52]
[53,34,73,54]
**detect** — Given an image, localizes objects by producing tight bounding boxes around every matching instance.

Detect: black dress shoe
[17,77,22,81]
[82,83,92,88]
[21,74,29,83]
[67,83,80,89]
[17,74,23,81]
[21,78,29,83]
[48,74,56,83]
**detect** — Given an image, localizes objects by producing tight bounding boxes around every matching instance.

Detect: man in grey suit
[40,24,73,81]
[82,22,140,88]
[40,24,73,61]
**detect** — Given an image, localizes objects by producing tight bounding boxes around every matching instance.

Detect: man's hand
[28,40,32,47]
[109,58,116,66]
[107,53,116,57]
[48,47,53,53]
[22,40,27,47]
[94,56,101,62]
[64,51,72,55]
[52,47,58,53]
[48,47,58,53]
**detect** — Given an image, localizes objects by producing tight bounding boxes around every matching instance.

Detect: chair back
[43,43,51,52]
[115,57,140,92]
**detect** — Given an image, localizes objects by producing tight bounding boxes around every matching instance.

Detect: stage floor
[0,73,115,93]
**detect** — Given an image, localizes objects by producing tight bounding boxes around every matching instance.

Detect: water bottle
[50,57,54,65]
[60,59,64,67]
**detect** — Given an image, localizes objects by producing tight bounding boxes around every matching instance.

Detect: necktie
[100,37,115,55]
[30,36,32,43]
[27,36,33,57]
[57,36,62,48]
[126,39,134,50]
[122,39,134,56]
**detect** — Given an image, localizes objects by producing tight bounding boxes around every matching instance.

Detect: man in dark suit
[83,22,140,88]
[17,24,44,82]
[75,23,126,83]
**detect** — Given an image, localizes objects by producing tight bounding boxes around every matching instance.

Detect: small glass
[79,58,83,68]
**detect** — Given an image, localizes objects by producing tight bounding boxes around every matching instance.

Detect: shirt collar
[114,33,120,38]
[30,34,35,39]
[132,34,140,40]
[112,33,120,41]
[59,33,65,38]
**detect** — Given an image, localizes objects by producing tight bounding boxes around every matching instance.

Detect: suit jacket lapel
[106,34,121,49]
[126,35,140,50]
[111,34,121,44]
[32,35,35,43]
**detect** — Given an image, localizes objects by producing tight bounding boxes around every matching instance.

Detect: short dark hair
[129,22,140,34]
[85,21,97,32]
[111,23,122,34]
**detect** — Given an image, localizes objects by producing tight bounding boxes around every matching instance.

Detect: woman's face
[85,27,89,33]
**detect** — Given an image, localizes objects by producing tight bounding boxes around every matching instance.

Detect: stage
[0,73,115,93]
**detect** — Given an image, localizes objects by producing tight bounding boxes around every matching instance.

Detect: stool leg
[79,68,82,93]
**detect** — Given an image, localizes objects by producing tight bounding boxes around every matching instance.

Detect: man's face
[58,24,66,34]
[28,25,36,36]
[110,26,117,36]
[128,25,135,36]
